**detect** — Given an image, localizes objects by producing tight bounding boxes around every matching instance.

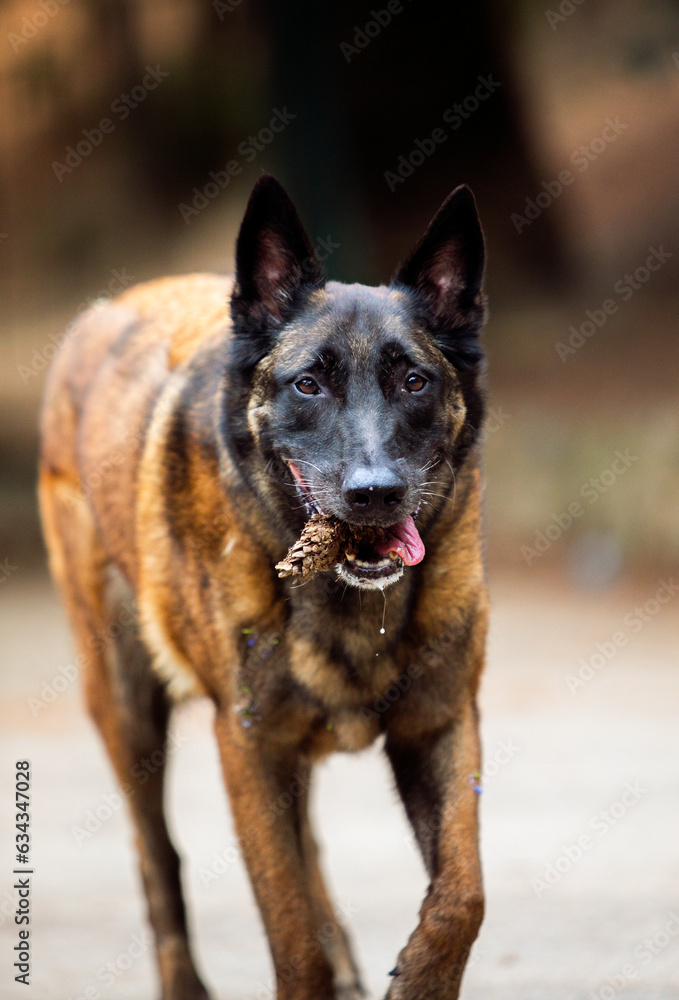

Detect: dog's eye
[404,373,427,393]
[295,377,320,396]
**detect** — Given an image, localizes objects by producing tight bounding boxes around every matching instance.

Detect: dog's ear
[392,185,486,367]
[231,175,325,364]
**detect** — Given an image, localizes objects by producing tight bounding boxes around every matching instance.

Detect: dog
[39,175,489,1000]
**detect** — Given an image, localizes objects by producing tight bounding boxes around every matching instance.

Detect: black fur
[230,175,327,372]
[223,176,487,557]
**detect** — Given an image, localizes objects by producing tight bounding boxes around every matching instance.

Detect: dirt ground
[1,567,678,1000]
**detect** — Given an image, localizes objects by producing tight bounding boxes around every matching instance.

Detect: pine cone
[276,514,386,581]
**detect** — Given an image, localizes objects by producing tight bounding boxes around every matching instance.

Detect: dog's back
[40,273,231,586]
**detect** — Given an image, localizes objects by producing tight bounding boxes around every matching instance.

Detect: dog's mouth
[287,461,425,589]
[340,515,425,588]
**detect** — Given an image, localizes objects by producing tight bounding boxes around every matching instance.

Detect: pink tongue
[375,515,425,566]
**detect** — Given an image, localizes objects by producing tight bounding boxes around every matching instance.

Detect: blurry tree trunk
[89,0,142,93]
[258,0,570,290]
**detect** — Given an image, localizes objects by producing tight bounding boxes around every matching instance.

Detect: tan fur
[39,272,488,1000]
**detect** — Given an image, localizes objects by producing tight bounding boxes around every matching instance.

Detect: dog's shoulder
[114,272,235,368]
[41,273,233,466]
[41,273,233,580]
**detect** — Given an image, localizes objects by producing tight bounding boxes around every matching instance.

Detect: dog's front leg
[214,709,335,1000]
[384,696,484,1000]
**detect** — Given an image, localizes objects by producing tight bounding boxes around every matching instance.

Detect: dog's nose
[343,467,407,512]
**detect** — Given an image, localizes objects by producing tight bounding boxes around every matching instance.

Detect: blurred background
[2,0,679,576]
[1,1,678,998]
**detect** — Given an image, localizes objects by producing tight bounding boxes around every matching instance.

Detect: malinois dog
[39,175,489,1000]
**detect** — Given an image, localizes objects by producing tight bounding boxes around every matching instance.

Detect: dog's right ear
[230,175,326,366]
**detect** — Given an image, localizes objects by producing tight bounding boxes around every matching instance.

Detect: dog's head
[224,175,487,589]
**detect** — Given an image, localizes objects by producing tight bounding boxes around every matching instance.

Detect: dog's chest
[234,622,403,755]
[287,571,412,691]
[291,627,403,707]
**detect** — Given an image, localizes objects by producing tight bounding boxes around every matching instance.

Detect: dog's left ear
[231,175,326,364]
[393,185,486,364]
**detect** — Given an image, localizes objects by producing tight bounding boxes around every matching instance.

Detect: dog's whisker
[420,490,453,501]
[444,458,458,512]
[291,459,325,475]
